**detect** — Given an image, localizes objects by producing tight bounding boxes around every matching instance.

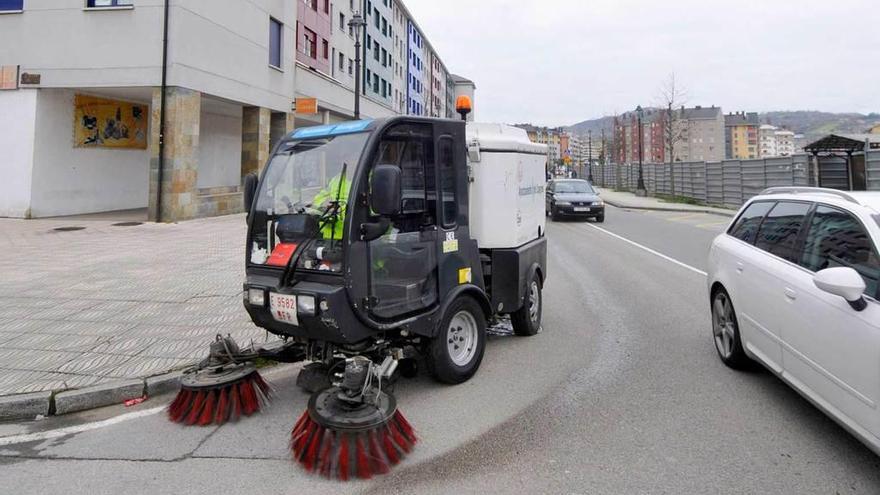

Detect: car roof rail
[760,187,861,205]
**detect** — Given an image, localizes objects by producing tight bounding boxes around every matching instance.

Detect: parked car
[546,179,605,222]
[707,187,880,454]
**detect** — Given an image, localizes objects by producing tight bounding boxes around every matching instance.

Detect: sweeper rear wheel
[168,362,270,426]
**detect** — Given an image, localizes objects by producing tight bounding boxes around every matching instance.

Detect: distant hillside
[759,111,878,142]
[566,111,880,143]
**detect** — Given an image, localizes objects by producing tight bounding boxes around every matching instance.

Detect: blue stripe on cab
[291,120,373,140]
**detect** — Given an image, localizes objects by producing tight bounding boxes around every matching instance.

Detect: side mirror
[370,164,401,216]
[243,173,259,218]
[814,267,867,311]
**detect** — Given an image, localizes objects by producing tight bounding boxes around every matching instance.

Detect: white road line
[584,224,708,277]
[0,405,165,447]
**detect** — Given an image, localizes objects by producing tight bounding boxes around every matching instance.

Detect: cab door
[365,123,439,320]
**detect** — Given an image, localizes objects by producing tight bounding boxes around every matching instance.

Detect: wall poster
[74,94,148,149]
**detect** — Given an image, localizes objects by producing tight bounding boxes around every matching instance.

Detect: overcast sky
[403,0,879,127]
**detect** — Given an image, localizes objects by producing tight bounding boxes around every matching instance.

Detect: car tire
[426,296,487,384]
[711,288,750,370]
[511,273,542,336]
[550,207,559,221]
[595,213,605,223]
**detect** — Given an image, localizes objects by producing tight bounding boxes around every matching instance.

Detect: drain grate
[111,222,143,227]
[52,226,86,232]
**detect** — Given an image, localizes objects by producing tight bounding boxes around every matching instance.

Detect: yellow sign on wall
[74,94,148,149]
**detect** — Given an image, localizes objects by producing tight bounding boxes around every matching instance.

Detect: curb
[603,199,735,217]
[0,370,186,422]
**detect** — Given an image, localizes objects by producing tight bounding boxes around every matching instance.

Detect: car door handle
[736,262,744,274]
[784,288,797,300]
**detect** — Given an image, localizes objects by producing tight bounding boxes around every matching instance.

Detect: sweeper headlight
[297,294,317,316]
[247,288,266,307]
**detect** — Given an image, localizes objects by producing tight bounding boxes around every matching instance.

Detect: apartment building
[0,0,298,221]
[406,19,426,115]
[676,106,724,162]
[759,124,796,157]
[1,0,470,221]
[724,111,760,159]
[362,0,393,107]
[612,108,666,164]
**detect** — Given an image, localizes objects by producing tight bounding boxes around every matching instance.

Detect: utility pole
[636,105,647,196]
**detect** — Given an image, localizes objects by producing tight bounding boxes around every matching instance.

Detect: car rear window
[728,201,775,244]
[754,201,812,261]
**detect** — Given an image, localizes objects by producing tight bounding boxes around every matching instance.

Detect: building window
[323,0,329,14]
[0,0,24,10]
[338,52,344,73]
[322,39,329,59]
[373,74,379,94]
[348,58,353,76]
[86,0,133,6]
[269,18,283,68]
[373,41,379,61]
[303,27,317,58]
[381,48,387,67]
[308,0,318,11]
[339,12,345,30]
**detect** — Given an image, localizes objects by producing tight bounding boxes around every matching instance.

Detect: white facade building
[759,124,796,157]
[0,0,470,220]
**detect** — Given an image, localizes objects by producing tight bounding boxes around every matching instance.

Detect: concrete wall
[0,89,37,218]
[197,103,243,189]
[30,89,150,217]
[0,0,296,112]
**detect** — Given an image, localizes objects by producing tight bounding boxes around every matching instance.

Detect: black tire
[711,288,750,370]
[426,297,487,384]
[511,272,542,336]
[550,206,559,221]
[595,213,605,223]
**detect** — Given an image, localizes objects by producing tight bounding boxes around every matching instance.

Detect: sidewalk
[0,214,273,417]
[596,188,736,217]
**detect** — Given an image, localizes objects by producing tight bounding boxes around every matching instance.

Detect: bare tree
[657,73,687,196]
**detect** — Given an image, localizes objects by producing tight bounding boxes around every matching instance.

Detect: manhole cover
[52,226,86,232]
[111,222,143,227]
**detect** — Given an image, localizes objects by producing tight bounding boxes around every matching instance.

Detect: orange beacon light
[455,95,472,121]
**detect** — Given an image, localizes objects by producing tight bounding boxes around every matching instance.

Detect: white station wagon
[708,187,880,454]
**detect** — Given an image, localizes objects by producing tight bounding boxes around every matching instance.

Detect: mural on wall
[74,94,148,149]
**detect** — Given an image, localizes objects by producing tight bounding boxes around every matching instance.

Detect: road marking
[0,405,165,447]
[584,224,708,277]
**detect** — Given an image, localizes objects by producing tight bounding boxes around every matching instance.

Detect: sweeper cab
[241,111,547,385]
[169,100,548,480]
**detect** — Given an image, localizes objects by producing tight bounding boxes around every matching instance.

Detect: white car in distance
[707,187,880,454]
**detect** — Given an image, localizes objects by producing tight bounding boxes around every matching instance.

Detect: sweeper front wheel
[511,272,542,336]
[426,296,486,384]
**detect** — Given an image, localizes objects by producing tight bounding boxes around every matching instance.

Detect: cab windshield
[249,131,369,272]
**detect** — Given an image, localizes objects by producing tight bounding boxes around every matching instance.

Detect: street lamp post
[635,105,647,196]
[587,130,594,183]
[348,13,367,120]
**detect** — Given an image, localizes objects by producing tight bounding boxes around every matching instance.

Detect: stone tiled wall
[241,106,271,178]
[149,87,202,222]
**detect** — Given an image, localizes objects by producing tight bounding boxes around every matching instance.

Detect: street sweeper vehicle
[167,99,548,480]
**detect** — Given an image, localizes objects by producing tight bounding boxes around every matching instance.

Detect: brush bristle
[167,370,271,426]
[290,408,418,480]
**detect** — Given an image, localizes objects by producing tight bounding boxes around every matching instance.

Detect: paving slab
[0,214,278,415]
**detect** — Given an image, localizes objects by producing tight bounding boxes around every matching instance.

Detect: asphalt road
[2,206,879,494]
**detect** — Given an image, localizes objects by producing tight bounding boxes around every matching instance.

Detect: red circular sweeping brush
[290,382,417,480]
[168,363,271,426]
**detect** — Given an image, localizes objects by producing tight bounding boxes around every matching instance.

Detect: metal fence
[589,150,880,209]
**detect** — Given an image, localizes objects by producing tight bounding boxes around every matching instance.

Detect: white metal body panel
[466,123,547,249]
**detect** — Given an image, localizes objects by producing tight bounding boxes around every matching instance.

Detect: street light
[635,105,647,196]
[587,130,594,183]
[348,13,367,120]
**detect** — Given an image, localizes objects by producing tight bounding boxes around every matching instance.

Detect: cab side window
[754,201,811,262]
[374,124,436,232]
[799,205,880,298]
[728,201,774,244]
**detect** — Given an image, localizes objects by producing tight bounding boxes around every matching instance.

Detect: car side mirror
[243,173,259,219]
[370,164,401,216]
[814,267,868,311]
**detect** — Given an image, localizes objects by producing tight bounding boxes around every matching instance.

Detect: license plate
[574,207,591,212]
[269,293,298,326]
